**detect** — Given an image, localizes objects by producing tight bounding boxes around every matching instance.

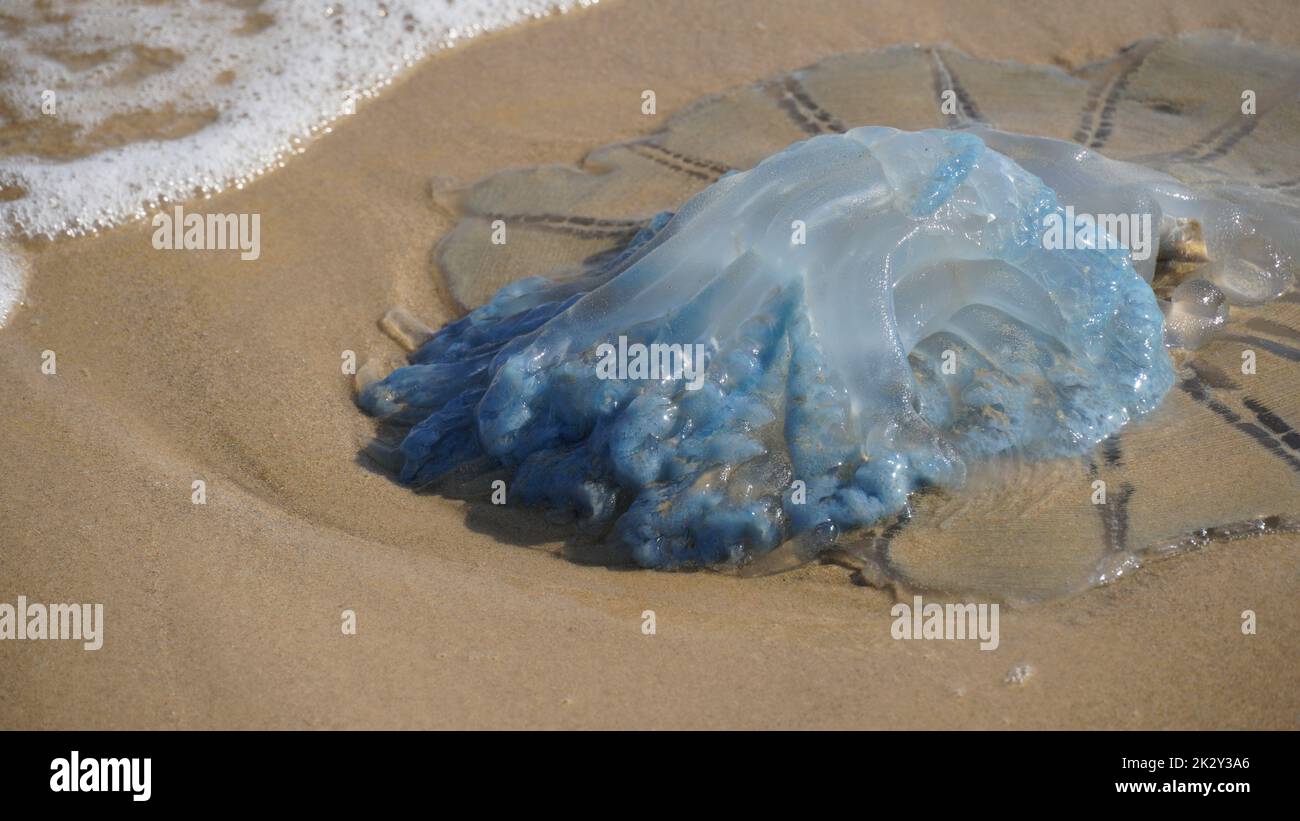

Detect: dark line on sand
[764,75,848,136]
[1073,40,1157,149]
[480,211,647,241]
[1221,333,1300,363]
[928,48,985,127]
[633,141,733,177]
[1089,445,1133,555]
[780,76,847,134]
[1243,397,1300,452]
[1244,316,1300,343]
[1179,377,1300,473]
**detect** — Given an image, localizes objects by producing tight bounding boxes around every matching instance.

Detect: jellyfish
[358,34,1300,592]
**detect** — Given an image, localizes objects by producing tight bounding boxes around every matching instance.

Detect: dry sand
[1,0,1298,729]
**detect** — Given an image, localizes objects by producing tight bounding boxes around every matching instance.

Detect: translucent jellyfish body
[1163,278,1230,349]
[360,127,1188,568]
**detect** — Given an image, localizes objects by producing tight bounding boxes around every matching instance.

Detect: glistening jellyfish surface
[357,126,1290,569]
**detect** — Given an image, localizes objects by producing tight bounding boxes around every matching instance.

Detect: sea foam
[0,0,598,242]
[0,0,598,326]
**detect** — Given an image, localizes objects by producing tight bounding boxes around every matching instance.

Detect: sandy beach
[2,0,1298,729]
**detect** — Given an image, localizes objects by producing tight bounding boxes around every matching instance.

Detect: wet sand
[1,0,1298,729]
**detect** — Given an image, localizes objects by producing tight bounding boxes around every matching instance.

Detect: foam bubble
[0,244,28,327]
[0,0,598,242]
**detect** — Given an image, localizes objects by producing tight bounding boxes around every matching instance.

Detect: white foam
[0,243,28,327]
[0,0,599,244]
